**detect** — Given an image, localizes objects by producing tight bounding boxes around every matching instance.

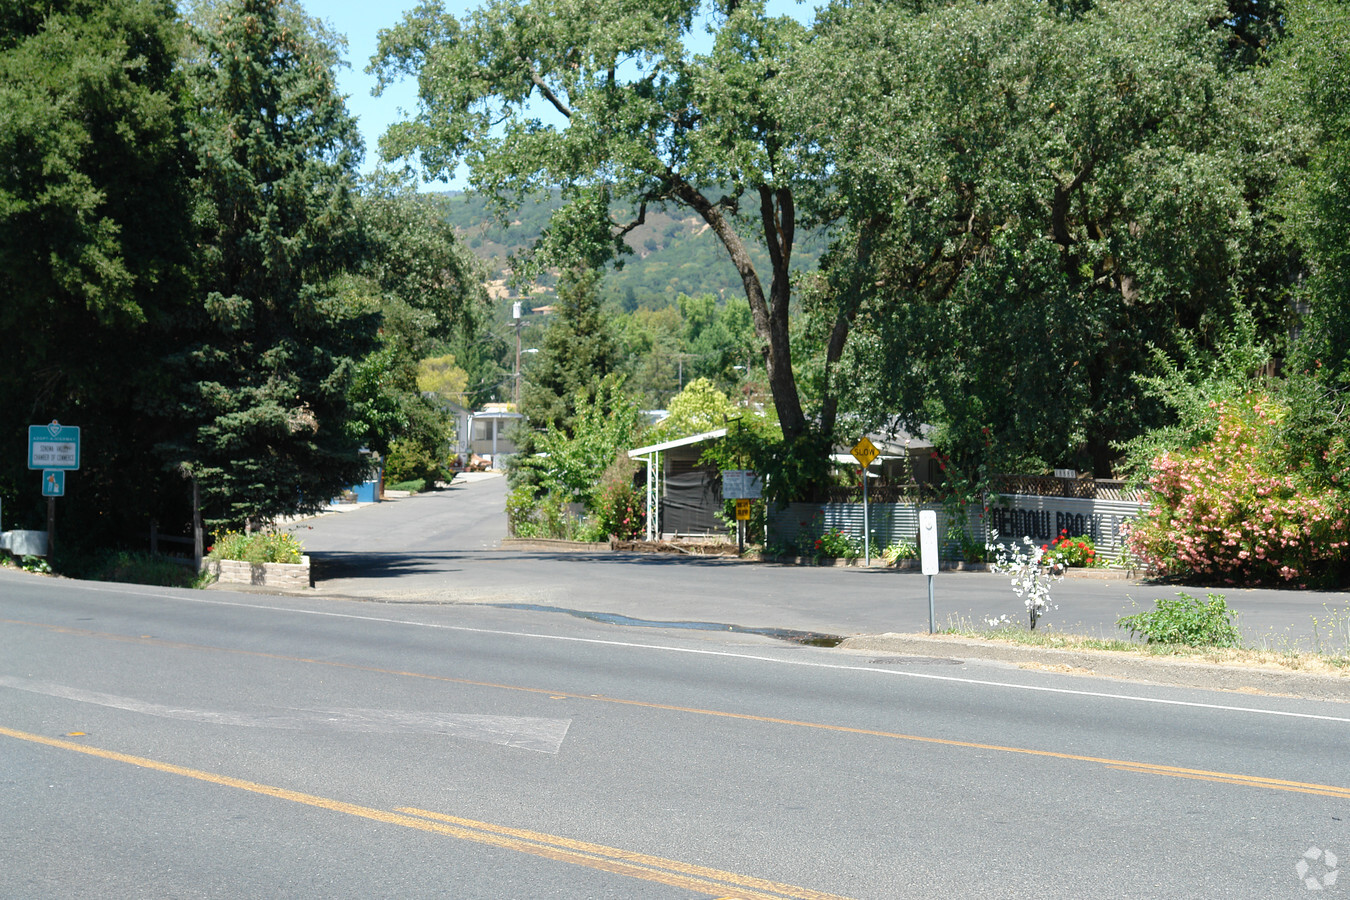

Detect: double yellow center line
[0,725,848,900]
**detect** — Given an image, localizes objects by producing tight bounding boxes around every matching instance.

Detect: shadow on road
[308,547,787,584]
[309,551,468,580]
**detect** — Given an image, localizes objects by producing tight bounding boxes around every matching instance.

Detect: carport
[626,428,727,541]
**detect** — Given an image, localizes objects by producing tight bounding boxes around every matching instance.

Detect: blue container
[352,476,379,503]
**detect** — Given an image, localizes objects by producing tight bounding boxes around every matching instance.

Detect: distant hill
[432,190,824,311]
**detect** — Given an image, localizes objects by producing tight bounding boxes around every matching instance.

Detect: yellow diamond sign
[851,436,879,468]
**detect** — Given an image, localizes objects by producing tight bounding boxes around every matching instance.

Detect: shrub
[505,484,540,537]
[207,530,303,564]
[22,555,52,575]
[988,535,1064,629]
[384,437,446,486]
[505,487,601,541]
[808,527,859,559]
[882,539,918,563]
[387,478,426,493]
[1116,591,1241,647]
[594,453,645,540]
[1126,392,1350,586]
[1049,532,1098,568]
[595,478,644,540]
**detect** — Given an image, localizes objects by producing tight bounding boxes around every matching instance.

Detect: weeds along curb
[839,632,1350,702]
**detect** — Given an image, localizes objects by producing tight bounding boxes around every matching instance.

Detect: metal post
[928,575,936,634]
[192,475,204,571]
[512,302,522,408]
[46,496,55,558]
[863,467,870,566]
[513,321,521,407]
[644,455,654,542]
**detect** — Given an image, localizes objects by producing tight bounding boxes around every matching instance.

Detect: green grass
[387,478,426,493]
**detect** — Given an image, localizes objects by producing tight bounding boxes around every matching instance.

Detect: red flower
[1078,541,1087,550]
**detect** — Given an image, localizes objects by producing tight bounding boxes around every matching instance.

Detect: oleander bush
[1126,391,1350,586]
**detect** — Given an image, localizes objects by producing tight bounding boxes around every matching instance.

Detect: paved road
[3,570,1348,898]
[291,474,1350,655]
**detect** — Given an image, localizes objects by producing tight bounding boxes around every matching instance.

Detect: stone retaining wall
[201,555,310,590]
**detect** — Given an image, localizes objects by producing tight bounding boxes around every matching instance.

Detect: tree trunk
[671,180,808,442]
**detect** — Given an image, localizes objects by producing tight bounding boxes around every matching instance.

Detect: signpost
[851,437,879,565]
[919,509,940,633]
[29,421,80,471]
[721,470,762,499]
[918,512,939,634]
[28,421,80,558]
[41,471,65,497]
[723,471,761,554]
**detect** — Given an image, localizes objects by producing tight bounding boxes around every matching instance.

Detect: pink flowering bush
[1126,392,1350,585]
[594,453,646,541]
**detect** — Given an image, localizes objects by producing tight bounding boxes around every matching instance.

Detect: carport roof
[627,428,728,458]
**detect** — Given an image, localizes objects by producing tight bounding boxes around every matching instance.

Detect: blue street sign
[28,421,80,470]
[42,470,65,498]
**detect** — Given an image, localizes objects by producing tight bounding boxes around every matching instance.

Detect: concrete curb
[839,632,1350,702]
[500,538,611,553]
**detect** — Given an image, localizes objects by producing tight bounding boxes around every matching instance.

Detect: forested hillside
[435,191,824,310]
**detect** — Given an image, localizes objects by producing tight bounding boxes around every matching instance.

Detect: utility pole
[512,301,522,408]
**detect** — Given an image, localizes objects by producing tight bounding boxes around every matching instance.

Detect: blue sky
[303,0,810,188]
[303,1,474,185]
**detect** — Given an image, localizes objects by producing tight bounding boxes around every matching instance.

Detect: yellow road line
[5,618,1350,800]
[0,725,848,900]
[397,807,849,900]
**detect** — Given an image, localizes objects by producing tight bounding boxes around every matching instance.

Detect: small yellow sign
[851,436,879,468]
[735,498,752,521]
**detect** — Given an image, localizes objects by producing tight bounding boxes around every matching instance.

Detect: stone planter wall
[202,555,310,590]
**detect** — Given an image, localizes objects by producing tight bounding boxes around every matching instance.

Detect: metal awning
[627,428,728,459]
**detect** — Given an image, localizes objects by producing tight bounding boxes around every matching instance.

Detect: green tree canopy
[163,0,377,527]
[794,0,1292,479]
[0,0,195,539]
[1281,0,1350,382]
[650,378,739,441]
[370,0,832,446]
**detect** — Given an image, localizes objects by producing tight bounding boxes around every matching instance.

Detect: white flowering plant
[987,533,1064,630]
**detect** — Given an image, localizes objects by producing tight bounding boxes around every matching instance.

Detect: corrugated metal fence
[767,494,1147,561]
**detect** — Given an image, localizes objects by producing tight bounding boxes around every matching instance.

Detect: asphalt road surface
[2,477,1347,897]
[294,475,1350,653]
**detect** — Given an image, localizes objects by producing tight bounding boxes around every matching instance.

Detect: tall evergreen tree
[518,268,621,436]
[0,0,194,541]
[162,0,376,528]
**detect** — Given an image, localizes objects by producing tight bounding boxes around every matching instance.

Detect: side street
[275,473,1350,703]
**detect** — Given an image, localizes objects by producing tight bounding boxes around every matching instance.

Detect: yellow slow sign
[851,436,879,468]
